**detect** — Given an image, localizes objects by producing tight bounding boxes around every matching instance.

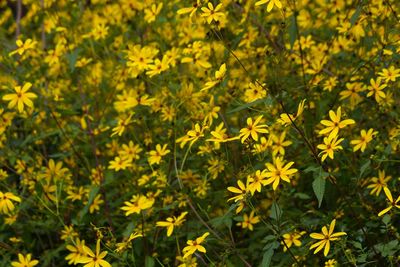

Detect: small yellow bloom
[78,239,111,267]
[11,253,39,267]
[309,219,347,256]
[350,128,377,152]
[367,77,387,103]
[281,231,306,252]
[108,156,132,171]
[182,232,209,258]
[378,66,400,83]
[9,39,37,56]
[0,191,21,214]
[255,0,283,12]
[2,82,38,113]
[65,238,88,265]
[278,99,306,126]
[319,107,355,139]
[317,135,344,162]
[121,195,154,216]
[264,157,298,190]
[111,113,133,137]
[156,211,188,236]
[248,170,269,194]
[201,3,225,24]
[237,211,260,231]
[378,187,400,216]
[366,170,391,196]
[227,179,250,203]
[239,115,268,143]
[148,144,170,165]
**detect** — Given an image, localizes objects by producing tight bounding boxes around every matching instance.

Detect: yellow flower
[176,254,198,267]
[201,3,225,24]
[248,170,269,194]
[65,238,88,265]
[271,131,292,156]
[110,113,133,137]
[156,211,188,237]
[227,179,250,203]
[144,3,163,23]
[277,99,306,126]
[255,0,283,12]
[60,225,79,241]
[115,232,143,253]
[121,195,154,216]
[367,77,387,103]
[378,66,400,83]
[325,259,337,267]
[0,191,21,214]
[317,135,344,162]
[78,239,111,267]
[9,39,37,56]
[182,232,209,259]
[238,115,268,143]
[206,122,239,144]
[146,57,170,77]
[89,194,104,214]
[119,141,143,161]
[281,231,306,252]
[366,170,391,196]
[2,82,38,113]
[177,123,205,148]
[177,0,201,17]
[319,107,355,139]
[350,128,377,152]
[148,144,170,165]
[108,156,132,171]
[378,187,400,216]
[201,63,226,91]
[11,253,39,267]
[264,157,298,190]
[309,219,347,256]
[237,211,260,231]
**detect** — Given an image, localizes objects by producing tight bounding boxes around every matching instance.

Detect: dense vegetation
[1,0,400,266]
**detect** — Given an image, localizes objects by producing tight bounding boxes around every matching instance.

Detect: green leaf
[382,214,391,225]
[260,241,279,267]
[294,192,311,200]
[260,247,274,267]
[145,256,155,267]
[350,4,363,26]
[227,97,272,114]
[67,48,80,72]
[359,160,370,178]
[303,165,320,173]
[312,168,326,208]
[78,186,99,220]
[289,15,297,49]
[270,202,282,221]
